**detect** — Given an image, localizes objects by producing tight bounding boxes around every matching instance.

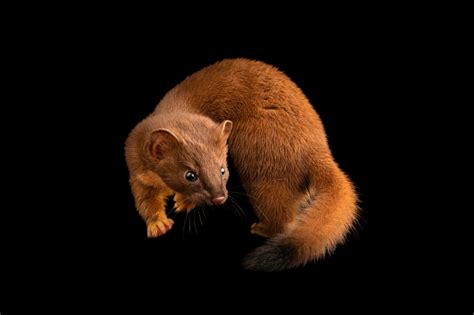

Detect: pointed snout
[211,196,226,206]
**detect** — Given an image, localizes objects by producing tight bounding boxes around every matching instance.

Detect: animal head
[147,117,232,207]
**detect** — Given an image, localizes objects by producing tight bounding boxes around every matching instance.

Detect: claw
[250,222,271,238]
[147,218,174,238]
[173,193,196,213]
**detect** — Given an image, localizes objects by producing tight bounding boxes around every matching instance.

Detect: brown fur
[125,58,358,271]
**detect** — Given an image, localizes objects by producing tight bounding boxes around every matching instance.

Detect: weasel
[125,58,358,271]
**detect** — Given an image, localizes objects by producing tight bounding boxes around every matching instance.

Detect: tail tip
[242,242,297,272]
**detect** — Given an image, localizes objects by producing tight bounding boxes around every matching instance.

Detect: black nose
[211,196,226,206]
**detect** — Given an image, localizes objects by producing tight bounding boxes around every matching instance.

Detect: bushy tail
[243,171,358,272]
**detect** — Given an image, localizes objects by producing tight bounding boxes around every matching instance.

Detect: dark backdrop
[2,27,399,309]
[82,37,378,284]
[88,39,373,269]
[3,10,469,312]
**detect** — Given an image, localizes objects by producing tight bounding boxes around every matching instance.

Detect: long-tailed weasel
[125,58,357,271]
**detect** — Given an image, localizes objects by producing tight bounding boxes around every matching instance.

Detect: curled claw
[147,218,174,237]
[173,193,196,213]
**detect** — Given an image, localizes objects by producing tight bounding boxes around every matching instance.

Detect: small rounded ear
[149,129,181,160]
[219,120,233,142]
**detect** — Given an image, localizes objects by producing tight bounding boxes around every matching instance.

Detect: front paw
[173,193,196,213]
[147,218,174,238]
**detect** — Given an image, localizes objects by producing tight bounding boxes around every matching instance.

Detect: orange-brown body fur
[125,59,357,271]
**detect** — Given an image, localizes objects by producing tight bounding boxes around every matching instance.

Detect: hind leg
[246,181,298,237]
[250,222,272,237]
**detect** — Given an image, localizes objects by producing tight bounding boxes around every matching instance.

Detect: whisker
[228,195,246,214]
[227,196,247,220]
[166,207,175,216]
[192,210,198,235]
[177,196,194,204]
[183,210,190,239]
[228,191,270,222]
[168,209,180,220]
[223,202,233,218]
[188,211,192,235]
[201,206,208,221]
[228,204,244,222]
[253,204,270,222]
[190,210,194,235]
[228,190,258,202]
[197,207,204,227]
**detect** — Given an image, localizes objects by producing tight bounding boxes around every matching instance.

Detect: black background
[87,38,374,273]
[2,18,429,310]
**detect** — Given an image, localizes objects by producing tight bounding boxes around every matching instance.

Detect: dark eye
[185,170,198,182]
[220,167,225,176]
